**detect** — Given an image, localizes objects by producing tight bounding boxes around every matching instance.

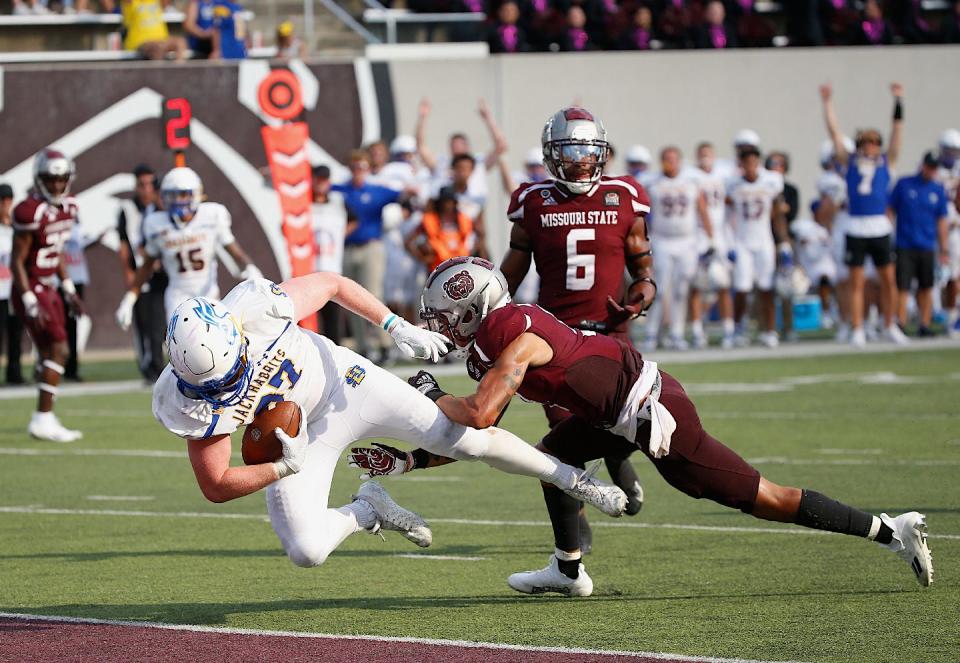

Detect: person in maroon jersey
[349,257,934,594]
[10,149,84,442]
[498,106,653,552]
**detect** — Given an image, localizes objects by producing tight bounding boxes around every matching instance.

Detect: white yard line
[0,505,956,540]
[0,611,805,663]
[392,553,486,561]
[85,495,155,502]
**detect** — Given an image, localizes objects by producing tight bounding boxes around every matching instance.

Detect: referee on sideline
[888,152,950,336]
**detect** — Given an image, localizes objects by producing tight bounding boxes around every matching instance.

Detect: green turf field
[1,348,958,662]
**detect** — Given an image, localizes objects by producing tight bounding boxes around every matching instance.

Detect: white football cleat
[733,331,750,348]
[759,331,779,348]
[508,556,593,597]
[881,512,933,587]
[720,334,735,350]
[834,323,850,343]
[562,465,627,517]
[28,412,82,443]
[691,331,708,350]
[354,481,432,548]
[849,327,867,348]
[883,324,910,346]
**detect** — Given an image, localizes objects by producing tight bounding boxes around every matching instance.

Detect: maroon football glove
[347,442,413,479]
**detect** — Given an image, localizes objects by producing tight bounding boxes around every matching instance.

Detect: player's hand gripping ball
[242,400,302,465]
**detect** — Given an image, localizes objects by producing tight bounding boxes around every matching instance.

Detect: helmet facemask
[33,150,75,206]
[544,141,609,194]
[163,188,200,222]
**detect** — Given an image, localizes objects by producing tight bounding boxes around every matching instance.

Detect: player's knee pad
[285,538,332,568]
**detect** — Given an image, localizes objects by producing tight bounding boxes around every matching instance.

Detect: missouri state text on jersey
[507,176,650,328]
[12,193,79,281]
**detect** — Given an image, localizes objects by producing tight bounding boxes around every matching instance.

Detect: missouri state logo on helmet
[420,256,509,354]
[166,297,253,408]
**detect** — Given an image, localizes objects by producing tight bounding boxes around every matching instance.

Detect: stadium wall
[1,46,957,351]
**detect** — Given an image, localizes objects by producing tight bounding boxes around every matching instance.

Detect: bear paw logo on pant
[442,270,475,301]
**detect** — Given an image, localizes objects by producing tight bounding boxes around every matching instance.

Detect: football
[241,400,302,466]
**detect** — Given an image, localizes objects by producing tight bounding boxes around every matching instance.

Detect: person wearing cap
[888,152,950,337]
[820,81,908,347]
[117,164,166,383]
[276,20,306,59]
[0,184,25,386]
[625,144,654,188]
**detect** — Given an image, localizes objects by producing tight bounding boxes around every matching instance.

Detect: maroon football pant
[541,371,762,513]
[11,282,67,349]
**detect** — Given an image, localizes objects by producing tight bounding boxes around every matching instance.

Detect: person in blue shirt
[184,0,216,59]
[332,150,406,362]
[888,152,950,336]
[820,81,908,347]
[211,0,247,60]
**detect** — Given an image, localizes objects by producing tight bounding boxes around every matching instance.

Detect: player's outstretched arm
[187,434,285,502]
[281,272,450,360]
[499,223,533,296]
[819,83,849,166]
[414,97,437,172]
[431,332,552,429]
[888,82,904,169]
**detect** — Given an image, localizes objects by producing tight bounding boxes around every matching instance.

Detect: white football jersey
[727,169,784,249]
[791,217,832,269]
[647,170,702,240]
[936,165,960,228]
[143,202,235,300]
[153,279,338,440]
[696,167,727,233]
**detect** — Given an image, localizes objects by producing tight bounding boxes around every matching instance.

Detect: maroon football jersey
[12,193,78,281]
[507,176,650,331]
[466,303,644,429]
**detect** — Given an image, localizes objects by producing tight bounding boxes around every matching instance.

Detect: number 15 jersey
[507,176,650,330]
[143,202,235,309]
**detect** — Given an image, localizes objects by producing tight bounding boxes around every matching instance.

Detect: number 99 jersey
[507,176,650,332]
[142,202,235,317]
[152,279,335,440]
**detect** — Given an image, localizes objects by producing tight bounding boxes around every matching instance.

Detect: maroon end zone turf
[0,616,695,663]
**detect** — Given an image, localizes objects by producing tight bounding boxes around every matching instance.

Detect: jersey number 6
[566,228,596,291]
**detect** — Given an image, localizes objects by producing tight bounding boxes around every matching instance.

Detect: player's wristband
[381,313,400,332]
[893,98,903,121]
[61,279,77,296]
[423,387,447,403]
[509,241,533,253]
[627,250,652,264]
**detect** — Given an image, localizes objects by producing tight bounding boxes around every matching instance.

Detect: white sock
[691,320,704,337]
[722,318,735,335]
[555,547,581,562]
[31,411,55,424]
[341,499,377,530]
[481,428,577,489]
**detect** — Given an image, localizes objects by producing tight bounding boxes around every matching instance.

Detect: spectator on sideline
[276,20,307,59]
[61,221,91,382]
[183,0,216,59]
[0,184,25,386]
[820,81,907,346]
[487,1,531,53]
[561,5,595,51]
[407,187,474,272]
[332,150,404,361]
[310,165,347,344]
[693,1,738,49]
[117,164,166,383]
[102,0,186,60]
[766,151,800,340]
[888,152,950,336]
[441,154,488,259]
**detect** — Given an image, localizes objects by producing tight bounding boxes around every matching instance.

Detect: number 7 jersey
[507,176,650,330]
[142,202,235,304]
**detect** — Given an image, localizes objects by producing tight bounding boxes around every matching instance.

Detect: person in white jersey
[689,141,735,349]
[643,146,713,351]
[151,272,627,569]
[935,128,960,335]
[727,146,788,348]
[114,167,262,330]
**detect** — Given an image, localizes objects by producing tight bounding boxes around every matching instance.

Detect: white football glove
[240,264,263,281]
[115,291,137,331]
[21,291,39,319]
[273,413,309,479]
[382,314,451,362]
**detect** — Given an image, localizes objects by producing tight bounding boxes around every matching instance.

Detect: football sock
[542,483,582,554]
[691,319,704,337]
[480,427,577,489]
[795,489,873,538]
[343,499,377,530]
[554,548,581,579]
[604,455,642,515]
[722,318,735,336]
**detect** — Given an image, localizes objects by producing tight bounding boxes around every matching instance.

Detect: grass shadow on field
[11,588,909,626]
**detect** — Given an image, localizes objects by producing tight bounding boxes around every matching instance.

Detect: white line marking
[0,447,185,459]
[0,611,804,663]
[700,411,960,421]
[392,553,486,561]
[0,505,956,540]
[400,476,463,483]
[85,495,155,502]
[746,457,960,467]
[816,449,885,456]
